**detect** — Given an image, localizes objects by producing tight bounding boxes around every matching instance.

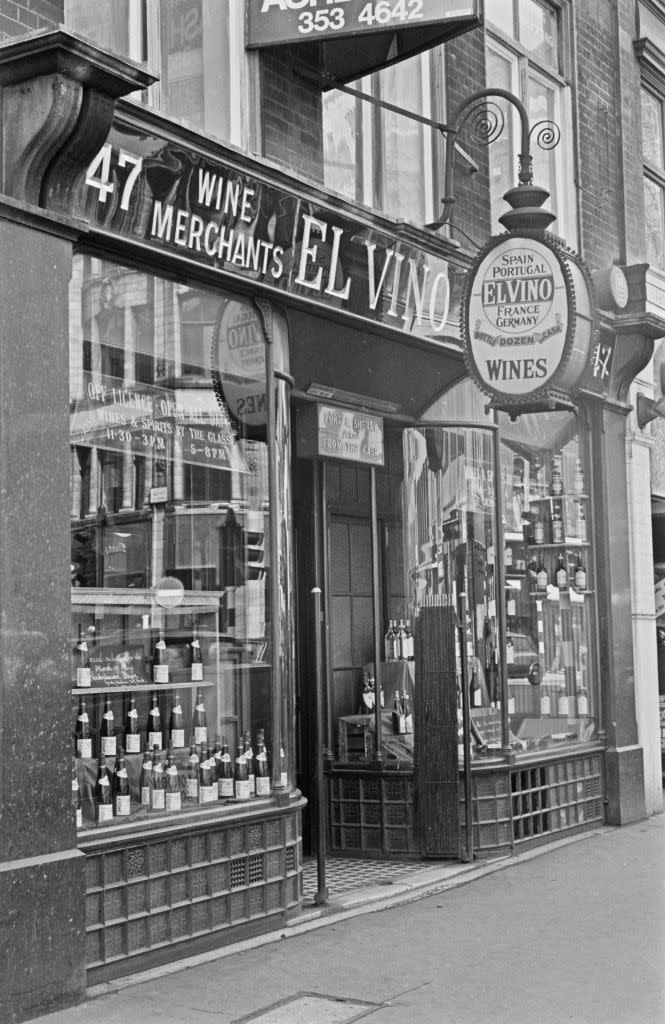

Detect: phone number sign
[247,0,476,48]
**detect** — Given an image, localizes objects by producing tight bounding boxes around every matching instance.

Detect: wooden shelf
[528,541,590,549]
[71,680,216,695]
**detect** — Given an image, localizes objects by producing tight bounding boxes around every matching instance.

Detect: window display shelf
[528,493,588,502]
[71,680,217,695]
[528,541,590,549]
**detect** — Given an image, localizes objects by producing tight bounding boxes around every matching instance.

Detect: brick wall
[444,26,492,251]
[575,0,645,268]
[0,0,63,40]
[261,46,324,184]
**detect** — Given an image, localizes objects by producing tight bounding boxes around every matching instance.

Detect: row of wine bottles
[74,690,208,758]
[391,690,413,735]
[74,625,204,688]
[72,733,288,827]
[384,619,414,662]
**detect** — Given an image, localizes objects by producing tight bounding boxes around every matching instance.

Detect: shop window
[322,53,435,224]
[485,0,576,244]
[69,256,280,832]
[65,0,246,146]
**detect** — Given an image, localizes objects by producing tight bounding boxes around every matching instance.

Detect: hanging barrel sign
[461,233,596,409]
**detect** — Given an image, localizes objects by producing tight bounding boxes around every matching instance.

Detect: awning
[285,306,468,420]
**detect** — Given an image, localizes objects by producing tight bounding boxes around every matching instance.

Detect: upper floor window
[485,0,576,243]
[322,53,435,225]
[65,0,247,147]
[642,85,665,268]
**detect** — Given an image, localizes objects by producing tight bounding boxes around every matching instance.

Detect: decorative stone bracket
[0,28,156,216]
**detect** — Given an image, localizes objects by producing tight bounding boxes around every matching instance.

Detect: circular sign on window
[462,235,576,402]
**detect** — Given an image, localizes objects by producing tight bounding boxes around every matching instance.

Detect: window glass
[644,176,665,267]
[70,257,279,830]
[485,46,515,223]
[322,89,361,202]
[498,410,596,748]
[65,0,237,144]
[519,0,558,69]
[380,62,428,224]
[485,0,514,37]
[322,55,432,223]
[642,88,664,168]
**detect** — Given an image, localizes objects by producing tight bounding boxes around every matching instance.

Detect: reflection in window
[69,257,277,829]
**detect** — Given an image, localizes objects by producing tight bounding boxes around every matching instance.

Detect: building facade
[0,2,662,1021]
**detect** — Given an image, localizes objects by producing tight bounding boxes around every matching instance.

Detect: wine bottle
[576,502,587,542]
[169,694,185,749]
[574,457,585,495]
[186,744,200,802]
[558,684,569,717]
[72,760,82,830]
[404,620,414,660]
[189,623,203,682]
[536,557,548,591]
[534,510,545,545]
[113,749,131,817]
[384,620,395,662]
[217,738,234,798]
[550,454,563,495]
[529,457,544,499]
[75,698,92,759]
[146,693,162,751]
[151,745,165,810]
[574,558,587,591]
[577,687,589,716]
[244,732,255,796]
[95,754,113,824]
[124,696,141,754]
[153,629,169,684]
[402,690,413,734]
[140,750,152,807]
[391,691,405,735]
[192,690,207,747]
[551,501,563,543]
[199,748,216,803]
[397,620,407,661]
[165,748,181,812]
[556,554,568,590]
[75,625,91,688]
[234,742,250,800]
[540,691,551,717]
[279,745,288,788]
[506,636,515,665]
[254,734,270,796]
[100,697,116,758]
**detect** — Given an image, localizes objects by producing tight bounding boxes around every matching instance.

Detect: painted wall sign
[80,121,455,340]
[461,233,597,408]
[317,404,384,465]
[246,0,476,48]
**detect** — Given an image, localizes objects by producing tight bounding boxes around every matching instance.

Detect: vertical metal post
[254,298,284,790]
[370,466,383,762]
[459,592,474,861]
[312,584,328,903]
[492,420,510,755]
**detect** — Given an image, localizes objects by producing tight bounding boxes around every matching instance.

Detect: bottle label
[185,777,198,798]
[125,734,141,754]
[558,695,569,717]
[256,776,271,797]
[219,777,234,798]
[537,572,548,590]
[556,570,567,589]
[148,731,162,750]
[101,735,116,757]
[97,804,113,823]
[115,794,131,816]
[578,694,589,716]
[235,779,250,800]
[199,784,216,804]
[170,728,185,748]
[194,726,207,745]
[76,808,83,829]
[404,713,413,734]
[534,522,544,543]
[552,522,563,542]
[141,786,151,806]
[76,667,91,687]
[151,788,165,810]
[77,738,92,759]
[166,792,182,813]
[575,569,586,590]
[541,695,551,716]
[191,663,203,682]
[154,665,169,683]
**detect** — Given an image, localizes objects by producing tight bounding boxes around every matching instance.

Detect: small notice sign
[89,647,149,688]
[317,404,384,466]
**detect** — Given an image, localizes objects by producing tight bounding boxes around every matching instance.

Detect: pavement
[28,812,665,1024]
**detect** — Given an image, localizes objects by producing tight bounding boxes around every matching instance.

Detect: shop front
[0,25,660,1022]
